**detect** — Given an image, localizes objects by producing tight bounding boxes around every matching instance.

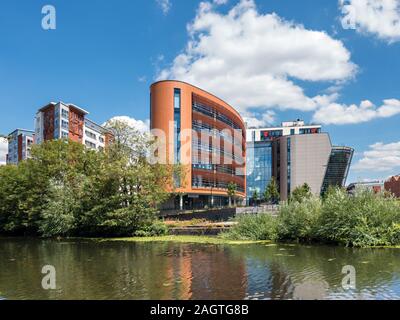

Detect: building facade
[347,180,385,195]
[246,121,323,202]
[6,129,35,165]
[247,120,353,201]
[384,176,400,198]
[150,80,246,210]
[35,102,112,150]
[321,146,354,195]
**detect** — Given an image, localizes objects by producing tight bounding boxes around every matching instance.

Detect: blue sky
[0,0,400,183]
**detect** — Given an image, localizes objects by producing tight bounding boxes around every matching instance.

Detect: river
[0,238,399,300]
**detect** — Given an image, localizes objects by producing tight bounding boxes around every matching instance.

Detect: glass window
[174,88,181,187]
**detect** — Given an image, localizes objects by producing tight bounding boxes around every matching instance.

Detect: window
[61,109,69,119]
[62,131,69,139]
[290,129,295,135]
[85,140,96,149]
[174,88,181,187]
[85,130,97,140]
[260,130,283,141]
[61,120,69,129]
[99,136,104,143]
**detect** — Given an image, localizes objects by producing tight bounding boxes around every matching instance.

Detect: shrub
[133,220,169,237]
[318,188,400,247]
[276,196,322,242]
[220,213,277,241]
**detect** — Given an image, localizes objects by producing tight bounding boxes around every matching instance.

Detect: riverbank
[98,235,400,248]
[99,235,272,245]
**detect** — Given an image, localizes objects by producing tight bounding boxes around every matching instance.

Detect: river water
[0,238,399,300]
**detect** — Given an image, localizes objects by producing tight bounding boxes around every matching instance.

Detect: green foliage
[227,182,237,207]
[223,187,400,247]
[133,220,169,237]
[39,180,77,238]
[264,177,280,204]
[318,188,400,247]
[221,214,277,241]
[276,196,322,242]
[0,121,177,238]
[290,183,312,203]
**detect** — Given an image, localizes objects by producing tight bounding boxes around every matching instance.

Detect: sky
[0,0,400,183]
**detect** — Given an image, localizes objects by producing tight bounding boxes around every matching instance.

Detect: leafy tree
[264,177,280,204]
[0,120,179,238]
[290,183,312,203]
[251,190,259,206]
[227,182,237,207]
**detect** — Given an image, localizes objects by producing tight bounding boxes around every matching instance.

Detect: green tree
[227,182,237,207]
[264,177,280,204]
[252,189,259,206]
[290,183,312,203]
[0,121,179,238]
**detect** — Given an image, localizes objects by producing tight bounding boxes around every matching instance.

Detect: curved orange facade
[151,80,246,210]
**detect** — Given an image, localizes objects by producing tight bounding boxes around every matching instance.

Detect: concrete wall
[278,133,332,200]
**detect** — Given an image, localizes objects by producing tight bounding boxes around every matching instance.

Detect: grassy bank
[101,235,271,245]
[222,188,400,248]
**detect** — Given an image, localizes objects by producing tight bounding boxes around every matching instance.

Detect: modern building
[6,129,35,165]
[35,102,113,150]
[150,80,246,210]
[347,180,385,195]
[247,120,353,201]
[246,120,322,202]
[384,176,400,197]
[321,146,355,195]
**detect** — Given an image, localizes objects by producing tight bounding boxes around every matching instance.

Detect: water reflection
[0,238,399,300]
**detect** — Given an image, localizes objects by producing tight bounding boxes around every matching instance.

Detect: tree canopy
[0,121,177,237]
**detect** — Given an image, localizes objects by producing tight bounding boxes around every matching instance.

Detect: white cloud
[158,0,357,115]
[243,110,276,128]
[156,0,172,15]
[312,98,400,125]
[0,137,8,165]
[213,0,228,4]
[340,0,400,43]
[353,141,400,172]
[104,116,150,133]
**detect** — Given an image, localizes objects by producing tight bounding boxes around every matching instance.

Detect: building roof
[38,102,89,115]
[386,175,400,182]
[8,128,35,136]
[247,120,322,130]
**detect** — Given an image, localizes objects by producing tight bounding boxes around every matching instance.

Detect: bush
[223,187,400,247]
[220,213,277,241]
[39,181,77,238]
[276,196,322,242]
[318,188,400,247]
[133,220,169,237]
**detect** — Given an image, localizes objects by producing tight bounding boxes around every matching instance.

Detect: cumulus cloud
[243,110,276,128]
[158,0,357,115]
[0,137,8,165]
[104,116,150,133]
[213,0,228,4]
[353,141,400,172]
[156,0,172,15]
[312,99,400,125]
[340,0,400,43]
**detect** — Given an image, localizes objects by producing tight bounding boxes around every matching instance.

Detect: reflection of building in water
[190,247,247,300]
[161,246,247,300]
